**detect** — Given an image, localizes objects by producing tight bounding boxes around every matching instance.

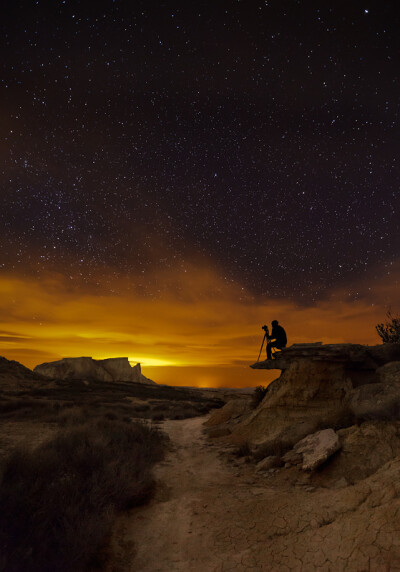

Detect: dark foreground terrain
[0,357,224,572]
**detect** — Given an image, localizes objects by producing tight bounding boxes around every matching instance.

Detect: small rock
[256,455,281,472]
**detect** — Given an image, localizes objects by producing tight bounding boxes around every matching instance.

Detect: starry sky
[1,1,399,386]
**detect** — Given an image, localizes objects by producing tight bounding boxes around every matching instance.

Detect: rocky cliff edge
[206,342,400,451]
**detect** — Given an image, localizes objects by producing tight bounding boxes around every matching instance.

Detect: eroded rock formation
[232,343,400,446]
[206,342,400,489]
[34,356,155,384]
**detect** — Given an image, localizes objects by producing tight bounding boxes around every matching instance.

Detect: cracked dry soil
[105,416,400,572]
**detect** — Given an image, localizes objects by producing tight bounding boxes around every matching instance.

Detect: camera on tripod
[262,324,269,334]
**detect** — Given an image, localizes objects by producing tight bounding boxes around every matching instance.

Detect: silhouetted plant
[252,385,268,408]
[376,310,400,343]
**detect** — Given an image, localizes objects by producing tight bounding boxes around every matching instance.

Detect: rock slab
[283,428,341,471]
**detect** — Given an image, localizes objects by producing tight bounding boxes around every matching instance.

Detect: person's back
[271,323,287,347]
[266,320,287,359]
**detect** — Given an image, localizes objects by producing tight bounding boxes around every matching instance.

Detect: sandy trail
[107,415,269,571]
[106,416,400,572]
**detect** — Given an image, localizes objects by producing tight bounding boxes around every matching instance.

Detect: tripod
[257,326,269,361]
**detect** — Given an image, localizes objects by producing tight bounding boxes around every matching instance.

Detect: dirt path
[107,415,269,571]
[106,416,400,572]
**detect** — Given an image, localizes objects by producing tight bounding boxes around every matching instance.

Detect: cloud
[0,263,399,386]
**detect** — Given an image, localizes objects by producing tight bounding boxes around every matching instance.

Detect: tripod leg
[257,334,266,361]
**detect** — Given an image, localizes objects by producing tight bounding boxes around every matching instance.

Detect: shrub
[251,385,268,408]
[376,310,400,343]
[0,419,166,572]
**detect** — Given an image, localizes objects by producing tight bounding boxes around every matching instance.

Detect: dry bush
[251,385,268,408]
[0,397,64,419]
[376,310,400,343]
[0,418,166,572]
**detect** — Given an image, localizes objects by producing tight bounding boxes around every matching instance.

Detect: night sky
[1,1,399,386]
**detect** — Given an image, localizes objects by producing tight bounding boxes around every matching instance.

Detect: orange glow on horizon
[0,265,399,387]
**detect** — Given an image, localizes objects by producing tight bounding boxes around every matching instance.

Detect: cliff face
[34,357,155,384]
[231,343,400,445]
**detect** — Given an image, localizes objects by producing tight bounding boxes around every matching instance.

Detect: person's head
[272,320,279,326]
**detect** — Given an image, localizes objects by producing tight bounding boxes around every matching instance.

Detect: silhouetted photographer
[262,320,287,359]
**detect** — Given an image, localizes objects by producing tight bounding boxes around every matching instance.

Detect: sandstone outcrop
[206,342,400,485]
[34,357,155,384]
[229,343,400,446]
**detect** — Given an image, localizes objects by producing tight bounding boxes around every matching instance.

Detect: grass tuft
[0,418,166,572]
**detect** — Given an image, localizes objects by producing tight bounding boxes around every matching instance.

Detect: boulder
[283,429,341,471]
[311,421,400,486]
[34,357,155,384]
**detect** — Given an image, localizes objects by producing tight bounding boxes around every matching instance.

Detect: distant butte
[34,357,156,384]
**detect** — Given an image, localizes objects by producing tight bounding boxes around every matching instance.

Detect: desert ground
[3,343,400,571]
[105,414,400,572]
[0,357,225,572]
